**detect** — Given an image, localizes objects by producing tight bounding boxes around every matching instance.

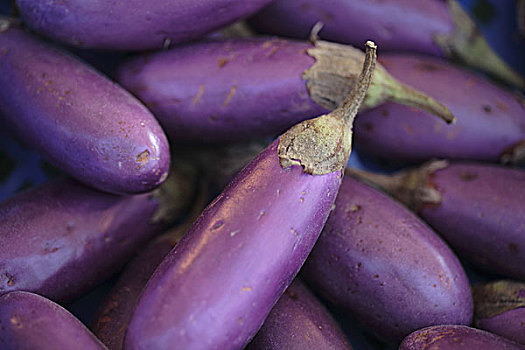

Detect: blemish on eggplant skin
[509,243,519,254]
[211,220,224,230]
[135,150,150,169]
[482,104,492,113]
[459,171,477,182]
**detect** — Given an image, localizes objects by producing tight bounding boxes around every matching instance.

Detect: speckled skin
[353,54,525,164]
[15,0,271,50]
[399,325,525,350]
[301,176,473,343]
[124,139,341,350]
[247,279,352,350]
[477,308,525,345]
[0,291,108,350]
[249,0,452,56]
[0,178,167,303]
[0,23,170,194]
[92,234,176,350]
[117,38,327,144]
[419,163,525,280]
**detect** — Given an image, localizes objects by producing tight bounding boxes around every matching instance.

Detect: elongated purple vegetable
[473,280,525,345]
[353,54,525,165]
[301,175,472,343]
[0,168,195,303]
[347,161,525,280]
[0,19,170,194]
[118,37,453,144]
[15,0,271,50]
[247,279,352,350]
[399,325,525,350]
[0,291,108,350]
[249,0,525,89]
[123,41,377,350]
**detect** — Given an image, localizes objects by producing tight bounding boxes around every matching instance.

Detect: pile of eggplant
[0,0,524,349]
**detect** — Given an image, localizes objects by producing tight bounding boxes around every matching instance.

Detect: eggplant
[0,18,170,194]
[15,0,272,50]
[0,291,108,350]
[0,167,195,303]
[347,161,525,280]
[123,41,377,350]
[301,175,472,343]
[473,280,525,345]
[247,279,352,350]
[353,54,525,165]
[249,0,525,89]
[399,325,525,350]
[117,37,453,144]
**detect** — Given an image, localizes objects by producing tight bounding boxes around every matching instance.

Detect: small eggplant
[117,37,453,144]
[347,161,525,280]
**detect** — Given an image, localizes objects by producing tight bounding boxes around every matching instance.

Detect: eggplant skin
[353,54,525,164]
[0,23,170,194]
[0,178,164,302]
[0,291,107,350]
[302,176,473,343]
[124,139,341,350]
[15,0,272,50]
[399,325,525,350]
[477,308,525,345]
[247,279,352,350]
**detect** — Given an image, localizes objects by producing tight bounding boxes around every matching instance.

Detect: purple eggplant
[249,0,525,89]
[0,18,170,194]
[0,167,195,303]
[247,279,352,350]
[473,280,525,345]
[117,37,453,144]
[399,325,525,350]
[15,0,271,50]
[0,291,107,350]
[353,54,525,165]
[123,42,377,350]
[301,175,472,343]
[347,161,525,280]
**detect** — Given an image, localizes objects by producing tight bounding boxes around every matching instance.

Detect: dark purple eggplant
[347,161,525,280]
[353,54,525,165]
[473,280,525,345]
[0,291,108,350]
[117,37,453,144]
[301,175,472,343]
[249,0,525,89]
[0,18,170,194]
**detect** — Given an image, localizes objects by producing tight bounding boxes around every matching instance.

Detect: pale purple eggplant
[0,291,108,350]
[353,54,525,165]
[347,161,525,280]
[123,42,377,350]
[249,0,525,89]
[301,175,472,343]
[117,37,454,143]
[399,325,525,350]
[473,280,525,345]
[15,0,271,50]
[0,19,170,194]
[0,168,195,303]
[247,279,352,350]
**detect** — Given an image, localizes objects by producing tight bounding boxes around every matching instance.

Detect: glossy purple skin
[124,139,341,350]
[399,325,525,350]
[0,25,170,194]
[477,308,525,345]
[15,0,271,50]
[301,176,473,343]
[419,163,525,280]
[118,38,326,144]
[353,54,525,164]
[0,178,165,302]
[0,291,107,350]
[247,279,352,350]
[92,234,175,350]
[249,0,452,56]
